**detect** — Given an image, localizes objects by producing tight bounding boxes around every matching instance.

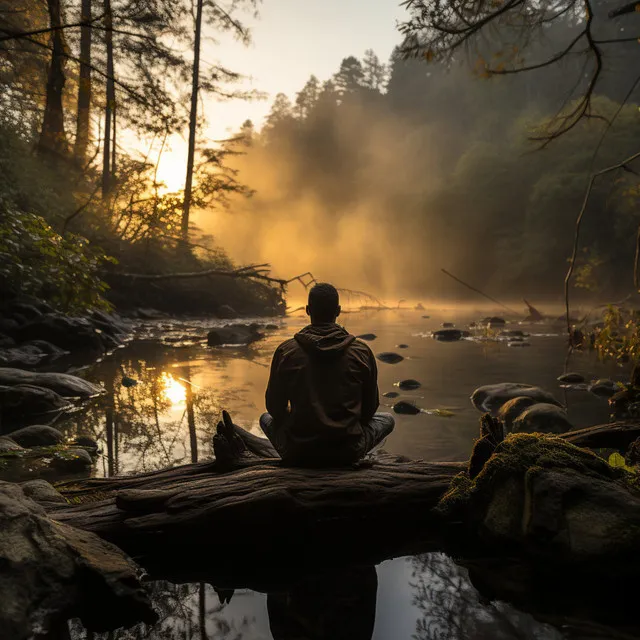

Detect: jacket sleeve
[361,347,380,423]
[265,345,288,421]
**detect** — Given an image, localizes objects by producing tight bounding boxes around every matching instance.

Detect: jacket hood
[294,323,355,357]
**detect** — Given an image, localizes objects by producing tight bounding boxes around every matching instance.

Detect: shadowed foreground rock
[441,432,640,574]
[0,481,156,639]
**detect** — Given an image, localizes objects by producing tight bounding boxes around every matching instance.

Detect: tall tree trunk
[111,99,117,180]
[181,0,204,244]
[74,0,92,163]
[101,0,115,198]
[38,0,68,156]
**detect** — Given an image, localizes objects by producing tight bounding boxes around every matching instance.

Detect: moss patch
[438,433,638,520]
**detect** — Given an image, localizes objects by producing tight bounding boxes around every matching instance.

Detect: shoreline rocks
[0,482,156,639]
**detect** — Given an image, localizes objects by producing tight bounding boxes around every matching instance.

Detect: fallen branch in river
[441,269,521,316]
[107,264,316,289]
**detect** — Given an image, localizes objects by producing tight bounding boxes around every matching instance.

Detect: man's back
[265,323,379,464]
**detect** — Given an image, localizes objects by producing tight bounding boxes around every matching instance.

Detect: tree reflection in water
[409,554,563,640]
[68,582,258,640]
[56,341,244,477]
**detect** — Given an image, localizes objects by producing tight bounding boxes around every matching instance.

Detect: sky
[154,0,406,190]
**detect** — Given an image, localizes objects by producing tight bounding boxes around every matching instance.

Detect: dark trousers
[259,412,395,464]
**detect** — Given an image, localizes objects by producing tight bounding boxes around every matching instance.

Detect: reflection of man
[267,566,378,640]
[260,282,394,466]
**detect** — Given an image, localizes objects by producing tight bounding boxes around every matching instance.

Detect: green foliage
[573,248,606,292]
[0,201,116,312]
[592,305,640,363]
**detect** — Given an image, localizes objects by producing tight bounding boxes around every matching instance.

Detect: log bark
[562,421,640,450]
[47,415,463,587]
[44,418,640,589]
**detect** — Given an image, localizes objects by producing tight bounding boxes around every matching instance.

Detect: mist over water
[193,31,640,303]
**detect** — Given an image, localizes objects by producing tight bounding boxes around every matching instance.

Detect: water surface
[48,308,630,639]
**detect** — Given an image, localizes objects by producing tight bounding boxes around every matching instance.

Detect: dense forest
[2,0,640,314]
[213,3,640,302]
[0,0,283,316]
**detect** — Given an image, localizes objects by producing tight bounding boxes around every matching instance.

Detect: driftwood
[44,416,640,588]
[46,414,462,587]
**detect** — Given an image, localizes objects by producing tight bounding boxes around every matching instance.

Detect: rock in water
[0,436,23,453]
[558,372,586,384]
[16,314,104,353]
[0,385,70,421]
[393,401,421,415]
[481,316,506,327]
[356,334,377,341]
[383,391,399,398]
[207,324,264,347]
[471,383,562,416]
[589,379,620,398]
[0,482,156,638]
[397,379,421,391]
[50,447,93,472]
[512,403,574,434]
[432,329,470,342]
[0,368,101,398]
[376,352,404,365]
[497,396,539,434]
[7,425,65,448]
[121,376,138,388]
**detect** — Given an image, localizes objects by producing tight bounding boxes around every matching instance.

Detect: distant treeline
[219,9,640,301]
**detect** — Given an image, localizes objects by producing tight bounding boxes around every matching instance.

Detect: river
[53,307,627,639]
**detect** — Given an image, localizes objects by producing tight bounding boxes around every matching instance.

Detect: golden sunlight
[161,372,187,406]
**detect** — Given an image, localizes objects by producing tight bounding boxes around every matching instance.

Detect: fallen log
[43,416,640,588]
[44,414,462,587]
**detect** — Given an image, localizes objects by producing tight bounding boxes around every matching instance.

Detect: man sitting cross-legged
[259,282,395,467]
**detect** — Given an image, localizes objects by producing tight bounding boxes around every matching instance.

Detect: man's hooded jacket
[265,323,379,463]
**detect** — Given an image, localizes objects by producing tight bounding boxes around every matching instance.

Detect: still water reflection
[56,308,628,639]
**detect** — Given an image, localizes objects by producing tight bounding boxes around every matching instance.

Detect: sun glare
[161,372,187,406]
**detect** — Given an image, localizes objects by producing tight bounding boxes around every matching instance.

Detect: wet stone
[393,401,421,415]
[376,352,404,365]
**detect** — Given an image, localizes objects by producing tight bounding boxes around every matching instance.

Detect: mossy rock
[439,433,640,570]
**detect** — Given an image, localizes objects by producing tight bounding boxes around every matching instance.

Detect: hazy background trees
[206,9,640,303]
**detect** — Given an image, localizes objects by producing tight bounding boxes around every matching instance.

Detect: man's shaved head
[307,283,341,324]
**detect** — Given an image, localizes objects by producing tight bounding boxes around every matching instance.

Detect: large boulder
[438,433,640,573]
[497,396,539,433]
[0,482,156,639]
[0,385,70,421]
[7,425,65,448]
[0,368,101,398]
[512,403,574,434]
[207,324,264,347]
[16,314,104,353]
[471,383,562,416]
